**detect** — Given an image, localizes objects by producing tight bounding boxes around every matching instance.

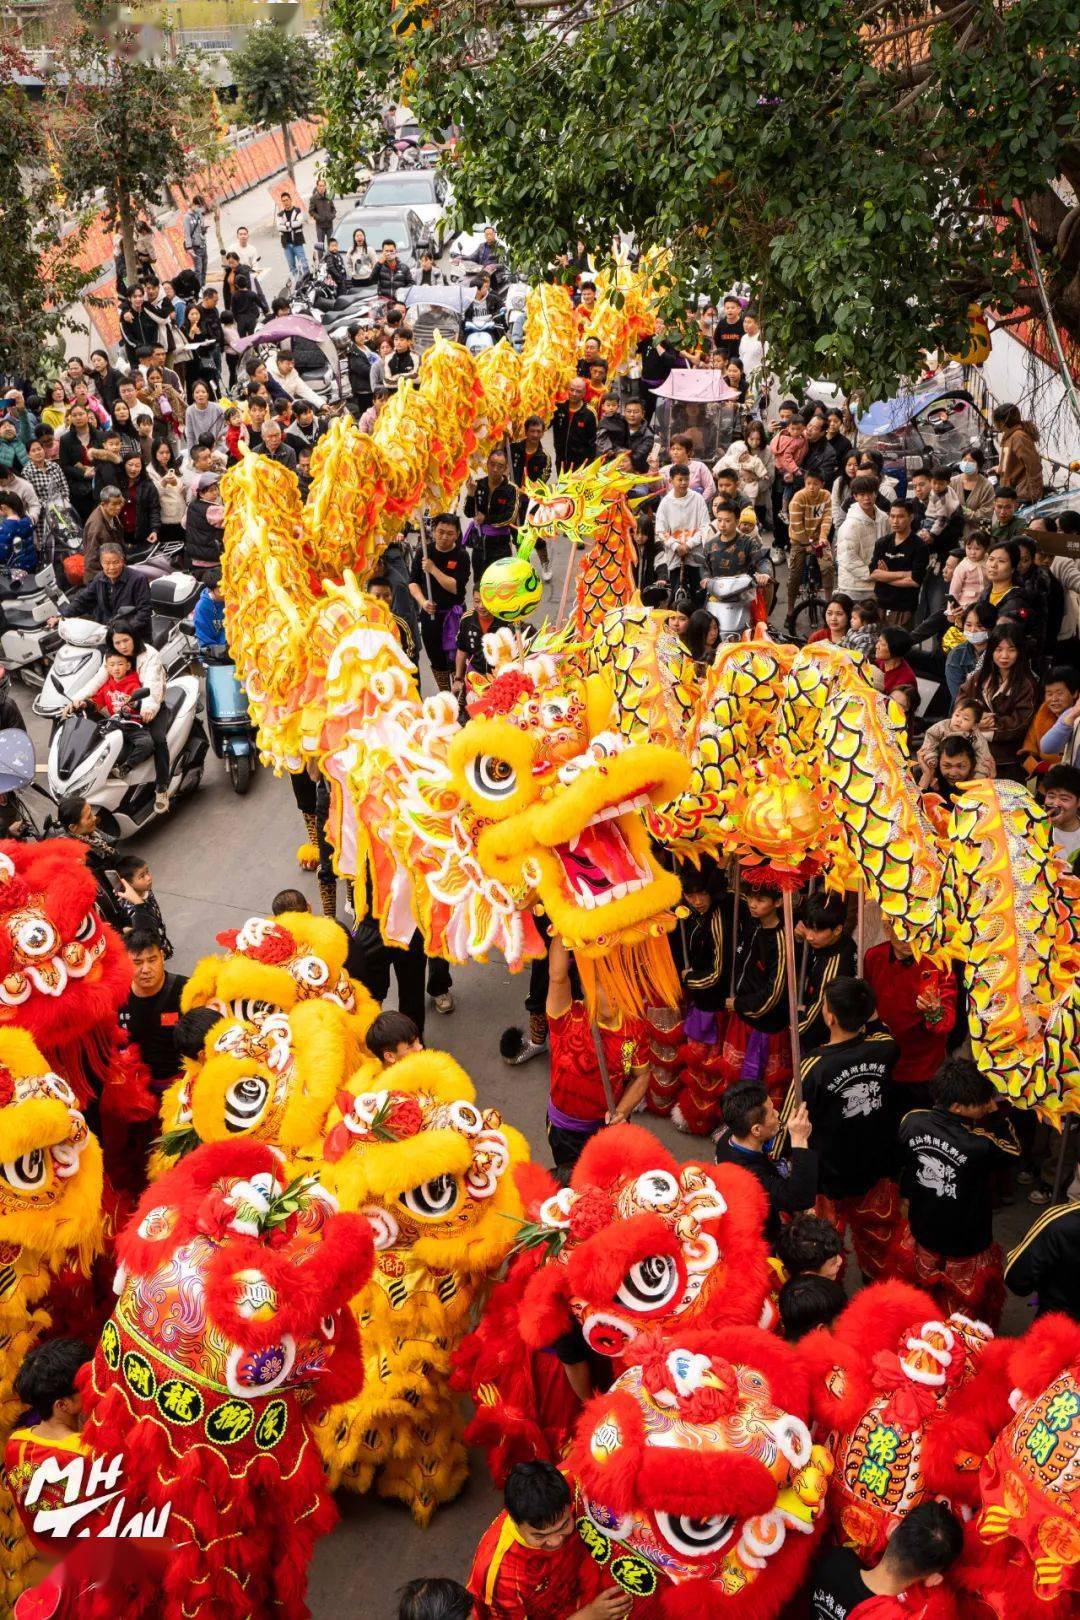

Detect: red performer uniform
[718,916,791,1101]
[468,1504,602,1620]
[863,944,956,1111]
[3,1429,92,1597]
[896,1103,1019,1326]
[546,1002,646,1171]
[784,1027,902,1281]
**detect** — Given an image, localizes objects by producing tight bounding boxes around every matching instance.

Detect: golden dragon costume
[219,261,1080,1118]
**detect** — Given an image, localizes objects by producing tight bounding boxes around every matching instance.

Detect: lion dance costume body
[74,1141,373,1620]
[155,918,531,1523]
[0,1028,103,1612]
[454,1123,773,1481]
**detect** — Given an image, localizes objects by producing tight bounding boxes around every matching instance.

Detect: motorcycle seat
[158,688,187,730]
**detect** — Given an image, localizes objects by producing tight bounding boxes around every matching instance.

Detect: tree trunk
[119,195,138,287]
[281,119,296,185]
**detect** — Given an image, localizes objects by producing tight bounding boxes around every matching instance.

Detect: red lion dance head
[804,1282,998,1565]
[963,1313,1080,1618]
[76,1141,374,1620]
[519,1125,772,1362]
[568,1327,832,1619]
[0,841,131,1107]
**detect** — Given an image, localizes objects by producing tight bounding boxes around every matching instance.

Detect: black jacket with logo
[798,935,858,1050]
[790,1027,899,1199]
[898,1106,1019,1257]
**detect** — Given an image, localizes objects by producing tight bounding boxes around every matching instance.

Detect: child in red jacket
[87,650,142,717]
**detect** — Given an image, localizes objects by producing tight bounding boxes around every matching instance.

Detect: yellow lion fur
[0,1027,103,1612]
[307,1049,529,1523]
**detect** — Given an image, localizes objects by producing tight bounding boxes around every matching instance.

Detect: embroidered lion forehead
[182,912,359,1012]
[317,1049,530,1213]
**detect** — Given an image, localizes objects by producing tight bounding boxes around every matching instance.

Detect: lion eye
[1,1149,47,1191]
[468,755,517,800]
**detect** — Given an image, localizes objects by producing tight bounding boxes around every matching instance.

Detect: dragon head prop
[0,1025,102,1272]
[451,636,687,1005]
[0,841,130,1105]
[569,1327,832,1619]
[518,1125,772,1362]
[804,1281,995,1562]
[316,1049,529,1277]
[520,460,642,636]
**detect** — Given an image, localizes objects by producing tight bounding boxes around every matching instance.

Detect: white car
[358,172,453,253]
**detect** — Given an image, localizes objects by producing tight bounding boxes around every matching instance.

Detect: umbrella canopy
[0,728,36,793]
[650,370,740,402]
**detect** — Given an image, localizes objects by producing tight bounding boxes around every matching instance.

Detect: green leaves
[152,1123,202,1160]
[321,0,1080,391]
[232,19,320,130]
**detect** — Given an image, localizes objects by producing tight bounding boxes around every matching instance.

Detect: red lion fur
[0,840,132,1105]
[68,1142,374,1620]
[519,1125,771,1351]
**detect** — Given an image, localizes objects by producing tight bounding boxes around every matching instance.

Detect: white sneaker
[154,791,170,814]
[538,554,553,582]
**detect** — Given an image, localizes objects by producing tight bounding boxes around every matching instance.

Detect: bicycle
[787,546,829,642]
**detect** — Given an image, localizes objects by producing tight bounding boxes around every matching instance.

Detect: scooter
[704,573,759,640]
[33,572,202,720]
[47,676,208,841]
[202,651,258,795]
[0,562,69,688]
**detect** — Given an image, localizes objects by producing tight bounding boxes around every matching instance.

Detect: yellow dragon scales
[220,269,1080,1117]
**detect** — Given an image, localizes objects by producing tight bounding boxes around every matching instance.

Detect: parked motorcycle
[33,573,202,720]
[704,573,760,640]
[47,676,208,841]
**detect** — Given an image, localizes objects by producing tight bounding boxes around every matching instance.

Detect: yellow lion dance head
[155,913,379,1170]
[317,1049,529,1276]
[0,1026,102,1270]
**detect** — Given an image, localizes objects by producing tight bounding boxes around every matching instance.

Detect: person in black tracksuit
[796,893,857,1051]
[463,454,519,575]
[783,975,900,1280]
[714,1079,817,1248]
[718,884,792,1101]
[897,1057,1019,1326]
[551,383,597,472]
[408,513,470,690]
[679,864,731,1031]
[1005,1201,1080,1321]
